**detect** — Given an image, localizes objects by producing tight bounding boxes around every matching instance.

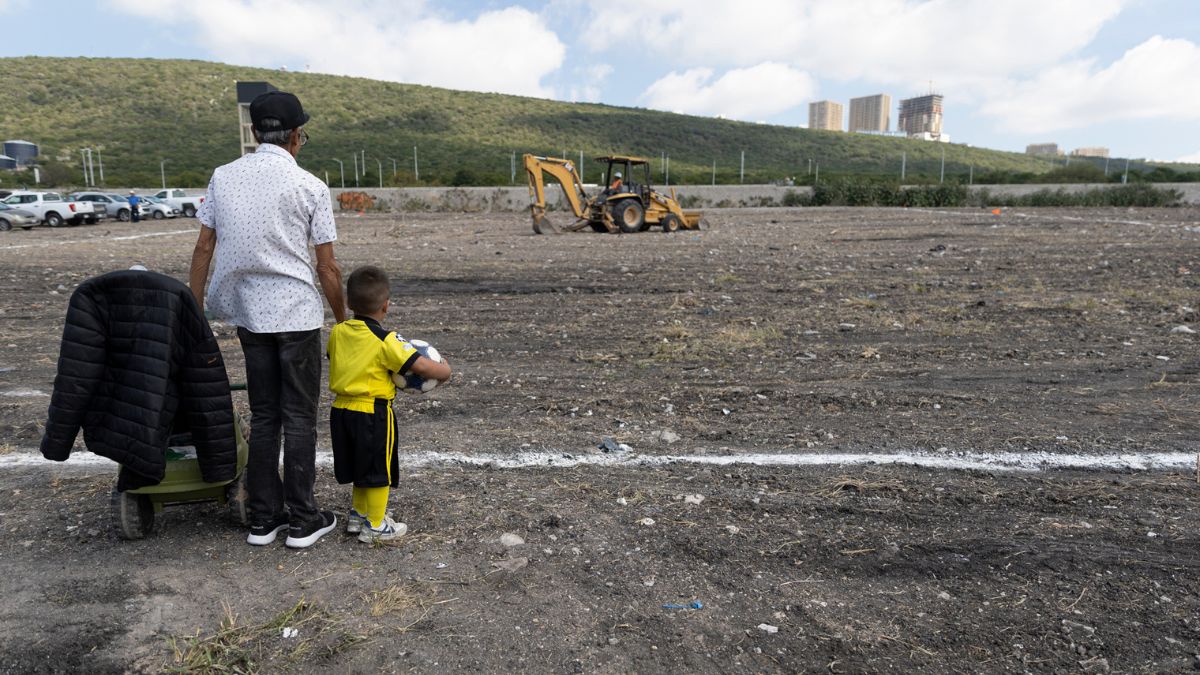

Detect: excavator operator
[608,171,623,194]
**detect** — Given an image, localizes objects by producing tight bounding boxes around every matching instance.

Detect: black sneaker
[285,511,337,549]
[246,514,289,546]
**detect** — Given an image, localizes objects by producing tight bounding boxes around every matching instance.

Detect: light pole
[939,147,945,184]
[80,149,89,186]
[97,148,104,185]
[332,159,344,188]
[353,154,359,187]
[413,145,419,182]
[390,158,397,177]
[160,159,168,189]
[376,159,383,188]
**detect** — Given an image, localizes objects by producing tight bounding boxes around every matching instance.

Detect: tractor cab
[597,155,652,204]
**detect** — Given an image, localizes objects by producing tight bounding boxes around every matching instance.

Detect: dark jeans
[237,327,322,527]
[130,205,140,222]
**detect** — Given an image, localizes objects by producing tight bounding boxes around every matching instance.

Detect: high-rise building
[1071,147,1110,158]
[848,94,891,132]
[1026,143,1062,156]
[808,101,844,131]
[898,94,944,137]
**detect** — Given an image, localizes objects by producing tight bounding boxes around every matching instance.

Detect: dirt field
[1,206,1199,673]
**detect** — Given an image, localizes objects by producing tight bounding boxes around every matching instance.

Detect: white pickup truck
[152,188,206,217]
[1,191,101,227]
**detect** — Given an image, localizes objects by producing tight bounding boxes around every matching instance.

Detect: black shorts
[330,399,398,488]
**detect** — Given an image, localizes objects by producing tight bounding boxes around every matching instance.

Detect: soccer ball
[392,337,442,395]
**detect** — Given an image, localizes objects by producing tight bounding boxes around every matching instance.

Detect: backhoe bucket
[531,207,563,234]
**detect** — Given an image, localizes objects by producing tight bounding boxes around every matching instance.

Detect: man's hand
[315,242,346,323]
[189,225,217,311]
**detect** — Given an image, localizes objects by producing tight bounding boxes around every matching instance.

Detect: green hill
[0,56,1153,189]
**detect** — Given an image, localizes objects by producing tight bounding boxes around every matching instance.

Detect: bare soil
[1,206,1199,673]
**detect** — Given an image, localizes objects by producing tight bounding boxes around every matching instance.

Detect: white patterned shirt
[197,143,337,333]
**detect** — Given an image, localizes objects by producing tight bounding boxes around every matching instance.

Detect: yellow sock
[363,486,390,528]
[352,487,368,517]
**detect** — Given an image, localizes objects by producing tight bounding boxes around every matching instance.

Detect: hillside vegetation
[0,56,1173,189]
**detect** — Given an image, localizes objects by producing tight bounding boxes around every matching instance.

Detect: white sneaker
[358,515,408,543]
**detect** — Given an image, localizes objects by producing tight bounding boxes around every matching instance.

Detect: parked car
[152,188,206,217]
[72,192,134,221]
[0,202,39,231]
[1,191,100,226]
[139,196,180,219]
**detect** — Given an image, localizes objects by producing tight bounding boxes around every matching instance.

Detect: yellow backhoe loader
[524,154,702,234]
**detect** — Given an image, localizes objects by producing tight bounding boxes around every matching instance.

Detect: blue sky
[3,0,1198,162]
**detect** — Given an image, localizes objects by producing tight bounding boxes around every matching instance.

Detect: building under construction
[898,94,943,137]
[1026,143,1063,156]
[236,81,277,156]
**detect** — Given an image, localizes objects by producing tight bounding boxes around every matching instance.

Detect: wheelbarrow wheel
[111,485,154,540]
[225,470,249,526]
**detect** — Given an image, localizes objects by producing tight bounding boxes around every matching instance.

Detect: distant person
[326,265,451,543]
[609,171,623,194]
[189,90,347,549]
[128,190,141,223]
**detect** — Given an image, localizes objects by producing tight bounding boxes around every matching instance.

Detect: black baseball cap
[249,91,310,131]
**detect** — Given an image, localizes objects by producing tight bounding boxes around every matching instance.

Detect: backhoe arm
[524,154,589,234]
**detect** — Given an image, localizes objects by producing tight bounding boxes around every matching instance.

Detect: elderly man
[190,91,346,549]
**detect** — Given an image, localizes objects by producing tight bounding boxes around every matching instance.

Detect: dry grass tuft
[167,598,332,673]
[365,584,424,618]
[814,476,905,498]
[716,325,782,350]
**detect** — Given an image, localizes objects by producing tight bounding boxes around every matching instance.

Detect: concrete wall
[329,182,1200,212]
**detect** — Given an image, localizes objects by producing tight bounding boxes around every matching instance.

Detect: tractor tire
[612,199,645,234]
[661,214,681,233]
[111,485,154,540]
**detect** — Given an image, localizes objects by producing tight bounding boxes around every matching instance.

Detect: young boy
[327,265,452,542]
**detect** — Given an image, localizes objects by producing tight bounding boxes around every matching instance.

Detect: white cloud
[640,63,816,120]
[1178,151,1200,164]
[581,0,1130,93]
[980,36,1200,134]
[105,0,565,98]
[568,63,613,103]
[0,0,30,13]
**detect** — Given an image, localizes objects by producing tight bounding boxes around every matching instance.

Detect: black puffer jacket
[41,270,237,489]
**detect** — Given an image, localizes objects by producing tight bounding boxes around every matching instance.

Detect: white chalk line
[0,448,1193,474]
[0,228,194,251]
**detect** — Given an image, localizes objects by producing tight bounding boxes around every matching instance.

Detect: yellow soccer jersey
[327,316,420,413]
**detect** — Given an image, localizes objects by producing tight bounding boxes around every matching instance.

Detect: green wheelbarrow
[109,386,251,540]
